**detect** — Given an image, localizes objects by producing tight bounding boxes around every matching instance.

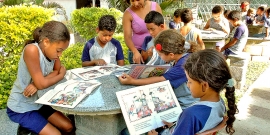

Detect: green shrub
[0,5,53,109]
[71,7,123,40]
[113,33,129,65]
[61,42,84,70]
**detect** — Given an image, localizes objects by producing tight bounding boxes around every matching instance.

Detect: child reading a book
[220,10,248,57]
[6,21,74,134]
[179,8,205,49]
[119,29,201,109]
[141,11,166,65]
[148,49,238,135]
[203,5,230,51]
[81,15,125,66]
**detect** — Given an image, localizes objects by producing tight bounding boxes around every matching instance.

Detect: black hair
[227,10,241,21]
[266,8,270,17]
[224,10,231,18]
[24,21,70,47]
[257,6,265,12]
[212,5,224,14]
[98,15,117,32]
[154,29,200,55]
[180,8,193,24]
[174,9,182,18]
[144,11,164,26]
[184,49,238,135]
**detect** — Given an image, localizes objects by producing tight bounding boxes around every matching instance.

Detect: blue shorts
[6,105,56,134]
[223,49,236,57]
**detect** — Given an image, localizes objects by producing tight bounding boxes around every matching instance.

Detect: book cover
[116,80,182,135]
[128,65,170,79]
[35,80,101,108]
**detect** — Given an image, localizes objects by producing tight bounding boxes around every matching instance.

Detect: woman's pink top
[126,2,157,50]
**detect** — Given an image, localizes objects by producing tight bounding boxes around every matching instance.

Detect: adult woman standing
[123,0,162,64]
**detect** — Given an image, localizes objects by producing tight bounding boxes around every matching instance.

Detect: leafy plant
[71,7,123,40]
[60,43,84,70]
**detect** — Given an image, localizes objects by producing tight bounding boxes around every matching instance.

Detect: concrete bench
[245,38,270,61]
[228,52,250,89]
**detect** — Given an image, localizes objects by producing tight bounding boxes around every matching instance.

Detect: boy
[255,6,265,25]
[169,9,182,30]
[220,10,248,57]
[81,15,124,67]
[180,8,205,49]
[253,7,270,39]
[141,11,166,65]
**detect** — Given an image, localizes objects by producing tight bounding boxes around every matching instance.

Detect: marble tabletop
[37,69,136,115]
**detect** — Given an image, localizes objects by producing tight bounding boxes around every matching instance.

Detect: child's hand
[147,129,158,135]
[23,83,37,97]
[147,46,154,57]
[162,120,174,128]
[118,73,133,85]
[59,66,66,76]
[94,59,107,66]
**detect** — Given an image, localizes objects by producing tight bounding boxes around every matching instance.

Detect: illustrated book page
[71,64,121,80]
[116,80,182,135]
[35,80,101,108]
[128,65,170,79]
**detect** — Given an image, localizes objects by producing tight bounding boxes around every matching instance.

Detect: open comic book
[116,80,182,135]
[71,64,129,80]
[200,30,227,37]
[128,65,170,79]
[35,80,101,108]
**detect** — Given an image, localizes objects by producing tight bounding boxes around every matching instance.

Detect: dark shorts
[223,49,236,57]
[128,49,142,64]
[7,105,56,134]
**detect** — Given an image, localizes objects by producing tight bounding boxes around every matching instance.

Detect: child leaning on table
[149,49,238,135]
[6,21,74,134]
[141,11,166,65]
[119,29,201,109]
[203,5,230,51]
[81,15,125,67]
[220,10,248,57]
[253,8,270,39]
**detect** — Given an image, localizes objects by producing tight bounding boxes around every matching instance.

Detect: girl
[123,0,162,64]
[119,29,201,109]
[204,5,230,52]
[6,21,74,135]
[149,49,238,135]
[246,8,256,25]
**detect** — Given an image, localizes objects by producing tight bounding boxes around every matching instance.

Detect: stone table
[201,30,228,49]
[38,70,135,135]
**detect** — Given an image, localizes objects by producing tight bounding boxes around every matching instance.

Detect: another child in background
[119,29,201,109]
[255,6,265,25]
[141,11,166,65]
[245,8,256,25]
[240,1,250,21]
[149,49,238,135]
[81,15,124,66]
[180,8,205,49]
[204,5,230,51]
[6,21,74,134]
[224,10,235,32]
[253,8,270,39]
[221,10,248,57]
[169,9,182,30]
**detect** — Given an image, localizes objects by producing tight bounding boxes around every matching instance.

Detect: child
[246,8,256,25]
[81,15,124,66]
[224,10,235,33]
[221,10,248,57]
[6,21,74,134]
[119,29,201,109]
[253,7,270,39]
[240,1,250,21]
[169,9,182,30]
[204,5,230,51]
[179,8,205,49]
[255,6,265,25]
[149,49,238,135]
[141,11,166,65]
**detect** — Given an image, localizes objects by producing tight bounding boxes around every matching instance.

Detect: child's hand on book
[118,73,133,85]
[147,130,158,135]
[94,59,107,66]
[23,83,37,97]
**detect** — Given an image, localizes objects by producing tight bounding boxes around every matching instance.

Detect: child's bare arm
[118,73,166,85]
[196,33,205,50]
[117,60,125,66]
[141,50,149,62]
[220,38,238,52]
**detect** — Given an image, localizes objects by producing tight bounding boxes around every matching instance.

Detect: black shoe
[17,125,37,135]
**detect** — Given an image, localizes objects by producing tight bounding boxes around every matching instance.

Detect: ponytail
[225,86,238,135]
[24,27,42,47]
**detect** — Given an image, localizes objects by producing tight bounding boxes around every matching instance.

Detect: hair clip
[227,78,236,87]
[156,44,162,51]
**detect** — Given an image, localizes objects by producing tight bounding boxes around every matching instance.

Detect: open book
[116,80,182,135]
[128,65,170,79]
[200,30,227,37]
[71,65,130,80]
[35,80,101,108]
